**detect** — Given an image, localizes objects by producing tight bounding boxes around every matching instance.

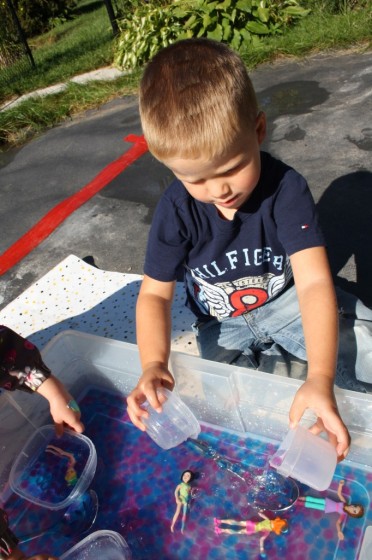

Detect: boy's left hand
[289,376,350,459]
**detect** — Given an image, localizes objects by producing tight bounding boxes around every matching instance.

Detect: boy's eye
[185,178,206,185]
[221,162,245,177]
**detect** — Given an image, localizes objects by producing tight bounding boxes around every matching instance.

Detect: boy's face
[162,112,266,219]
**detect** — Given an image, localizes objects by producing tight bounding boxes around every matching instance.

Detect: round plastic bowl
[60,530,131,560]
[142,388,200,450]
[9,425,97,510]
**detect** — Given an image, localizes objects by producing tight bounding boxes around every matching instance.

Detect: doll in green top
[170,470,196,533]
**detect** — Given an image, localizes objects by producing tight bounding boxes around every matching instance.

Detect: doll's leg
[218,519,246,527]
[171,503,182,532]
[298,496,326,510]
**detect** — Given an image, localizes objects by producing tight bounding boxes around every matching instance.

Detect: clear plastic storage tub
[1,329,372,500]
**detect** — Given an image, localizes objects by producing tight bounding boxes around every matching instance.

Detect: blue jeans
[192,285,372,392]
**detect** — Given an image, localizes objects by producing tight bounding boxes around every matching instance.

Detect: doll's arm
[259,532,270,555]
[336,514,345,540]
[174,484,182,504]
[337,479,346,502]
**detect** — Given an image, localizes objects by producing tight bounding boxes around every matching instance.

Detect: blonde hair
[139,38,258,161]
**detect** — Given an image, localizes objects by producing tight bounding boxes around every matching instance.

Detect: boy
[127,38,351,457]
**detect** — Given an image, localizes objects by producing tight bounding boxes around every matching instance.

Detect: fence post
[5,0,36,68]
[103,0,119,36]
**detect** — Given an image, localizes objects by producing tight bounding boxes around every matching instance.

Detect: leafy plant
[114,5,183,69]
[114,0,310,70]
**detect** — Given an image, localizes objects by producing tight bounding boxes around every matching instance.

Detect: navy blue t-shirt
[144,152,324,320]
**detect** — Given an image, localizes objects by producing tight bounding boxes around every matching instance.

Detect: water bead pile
[245,470,299,512]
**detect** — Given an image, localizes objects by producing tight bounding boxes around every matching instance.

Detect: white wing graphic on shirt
[267,257,292,298]
[190,271,235,319]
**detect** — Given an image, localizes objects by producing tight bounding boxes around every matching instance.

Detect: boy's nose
[208,181,231,199]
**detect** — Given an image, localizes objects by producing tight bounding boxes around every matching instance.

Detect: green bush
[114,0,310,71]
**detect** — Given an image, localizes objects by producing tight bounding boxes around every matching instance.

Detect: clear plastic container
[269,425,338,491]
[358,526,372,560]
[9,425,97,510]
[60,530,131,559]
[142,388,200,450]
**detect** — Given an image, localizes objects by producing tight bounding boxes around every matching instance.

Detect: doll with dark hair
[170,470,196,533]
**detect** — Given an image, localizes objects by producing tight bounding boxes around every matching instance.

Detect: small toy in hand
[46,444,78,487]
[214,512,288,558]
[170,470,196,533]
[297,479,364,540]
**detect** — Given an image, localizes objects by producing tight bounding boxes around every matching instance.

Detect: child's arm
[288,247,350,458]
[0,326,84,435]
[36,375,84,435]
[1,507,59,559]
[127,275,176,430]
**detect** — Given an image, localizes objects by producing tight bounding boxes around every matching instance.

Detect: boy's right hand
[126,363,175,430]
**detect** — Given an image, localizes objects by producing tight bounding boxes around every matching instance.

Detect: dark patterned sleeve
[0,325,51,393]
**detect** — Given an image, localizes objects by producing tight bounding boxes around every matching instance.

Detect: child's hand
[36,376,84,436]
[126,363,175,430]
[289,376,350,459]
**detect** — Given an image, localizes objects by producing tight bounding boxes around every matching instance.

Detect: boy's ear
[255,111,267,145]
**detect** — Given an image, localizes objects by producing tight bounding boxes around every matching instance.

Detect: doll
[170,470,196,533]
[214,512,288,558]
[297,479,364,540]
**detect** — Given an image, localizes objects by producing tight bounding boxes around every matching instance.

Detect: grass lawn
[0,0,115,102]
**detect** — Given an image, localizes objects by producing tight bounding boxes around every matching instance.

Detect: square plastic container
[60,530,131,560]
[9,425,97,510]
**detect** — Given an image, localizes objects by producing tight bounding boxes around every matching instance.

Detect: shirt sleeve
[0,326,51,393]
[144,190,191,281]
[273,170,325,256]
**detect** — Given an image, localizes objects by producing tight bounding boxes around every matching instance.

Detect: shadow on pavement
[317,171,372,308]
